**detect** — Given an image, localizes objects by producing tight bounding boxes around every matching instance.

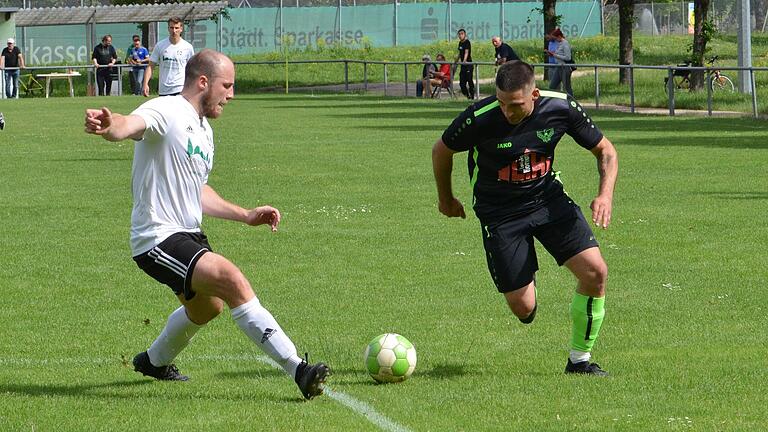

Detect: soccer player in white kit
[85,49,329,400]
[142,17,194,97]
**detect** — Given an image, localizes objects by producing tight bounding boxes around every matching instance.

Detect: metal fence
[1,60,765,118]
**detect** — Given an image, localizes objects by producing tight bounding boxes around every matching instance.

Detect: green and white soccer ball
[364,333,417,383]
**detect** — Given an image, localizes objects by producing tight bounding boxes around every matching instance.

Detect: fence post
[344,60,349,92]
[751,69,758,118]
[594,65,600,109]
[364,61,368,92]
[474,63,479,99]
[667,67,675,116]
[628,65,635,113]
[706,70,713,116]
[404,63,408,96]
[384,63,388,96]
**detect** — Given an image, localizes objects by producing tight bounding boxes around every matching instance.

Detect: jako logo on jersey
[497,150,552,183]
[497,141,512,149]
[261,328,277,343]
[536,128,555,143]
[186,138,210,162]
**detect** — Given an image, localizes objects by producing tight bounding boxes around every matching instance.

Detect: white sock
[147,306,202,366]
[231,297,304,378]
[569,349,591,364]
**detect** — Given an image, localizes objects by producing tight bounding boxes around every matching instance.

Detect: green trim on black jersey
[473,100,500,118]
[470,147,480,205]
[538,90,568,99]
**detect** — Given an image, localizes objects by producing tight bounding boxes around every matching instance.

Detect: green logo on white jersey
[187,138,210,162]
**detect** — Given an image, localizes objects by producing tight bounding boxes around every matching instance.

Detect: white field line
[1,354,413,432]
[255,355,412,432]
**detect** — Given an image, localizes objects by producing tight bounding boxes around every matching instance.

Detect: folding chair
[431,76,454,98]
[431,64,456,99]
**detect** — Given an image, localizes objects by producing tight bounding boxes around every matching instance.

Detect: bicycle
[18,73,44,97]
[664,56,734,94]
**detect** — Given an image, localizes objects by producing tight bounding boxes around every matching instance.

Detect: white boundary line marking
[255,355,412,432]
[0,354,413,432]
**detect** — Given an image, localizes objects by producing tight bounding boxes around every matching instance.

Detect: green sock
[570,293,606,352]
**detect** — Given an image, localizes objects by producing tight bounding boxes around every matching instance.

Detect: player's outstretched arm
[84,107,145,142]
[589,136,618,229]
[201,185,281,231]
[432,138,466,219]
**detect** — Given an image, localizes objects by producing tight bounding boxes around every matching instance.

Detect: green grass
[0,94,766,431]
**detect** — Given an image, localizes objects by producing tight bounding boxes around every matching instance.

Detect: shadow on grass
[45,157,131,162]
[0,379,150,399]
[215,368,284,380]
[699,191,768,200]
[327,111,457,120]
[356,125,446,133]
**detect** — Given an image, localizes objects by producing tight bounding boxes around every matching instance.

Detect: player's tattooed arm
[590,137,618,229]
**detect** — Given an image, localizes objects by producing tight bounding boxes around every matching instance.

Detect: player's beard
[201,89,223,119]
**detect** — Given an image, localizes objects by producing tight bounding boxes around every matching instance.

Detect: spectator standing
[491,36,520,66]
[1,38,25,99]
[544,30,557,79]
[143,17,195,97]
[92,34,118,96]
[455,29,474,100]
[127,36,149,96]
[545,29,573,95]
[416,54,436,97]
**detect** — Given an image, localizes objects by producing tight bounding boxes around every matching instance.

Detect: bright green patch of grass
[0,95,766,431]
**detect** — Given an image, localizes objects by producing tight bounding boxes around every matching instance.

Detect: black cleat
[294,355,330,400]
[132,351,189,381]
[565,359,609,377]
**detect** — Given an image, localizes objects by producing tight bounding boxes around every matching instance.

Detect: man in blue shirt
[127,36,150,96]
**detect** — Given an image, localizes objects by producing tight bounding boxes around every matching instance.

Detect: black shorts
[481,195,598,293]
[133,232,212,300]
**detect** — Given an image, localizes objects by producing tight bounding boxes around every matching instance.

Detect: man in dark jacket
[92,34,118,96]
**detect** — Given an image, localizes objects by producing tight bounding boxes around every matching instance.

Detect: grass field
[1,94,766,431]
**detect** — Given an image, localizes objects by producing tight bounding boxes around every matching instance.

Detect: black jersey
[441,90,604,223]
[458,39,472,62]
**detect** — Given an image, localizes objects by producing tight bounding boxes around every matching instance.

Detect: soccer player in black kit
[432,61,618,375]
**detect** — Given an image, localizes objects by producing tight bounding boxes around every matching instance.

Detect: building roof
[13,1,229,26]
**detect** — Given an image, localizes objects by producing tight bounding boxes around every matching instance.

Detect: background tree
[537,0,559,80]
[688,0,713,90]
[618,0,634,84]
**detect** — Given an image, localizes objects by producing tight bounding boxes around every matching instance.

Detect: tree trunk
[543,0,557,81]
[618,0,634,84]
[689,0,710,90]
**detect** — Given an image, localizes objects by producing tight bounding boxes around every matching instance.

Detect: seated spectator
[428,53,452,94]
[416,54,436,97]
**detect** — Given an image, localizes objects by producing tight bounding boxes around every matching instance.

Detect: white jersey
[129,96,214,256]
[149,38,194,95]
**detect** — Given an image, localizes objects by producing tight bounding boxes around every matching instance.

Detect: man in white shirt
[143,17,195,97]
[85,49,330,400]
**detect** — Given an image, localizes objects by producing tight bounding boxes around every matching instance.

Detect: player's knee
[218,265,250,294]
[581,260,608,294]
[505,297,535,319]
[186,298,224,324]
